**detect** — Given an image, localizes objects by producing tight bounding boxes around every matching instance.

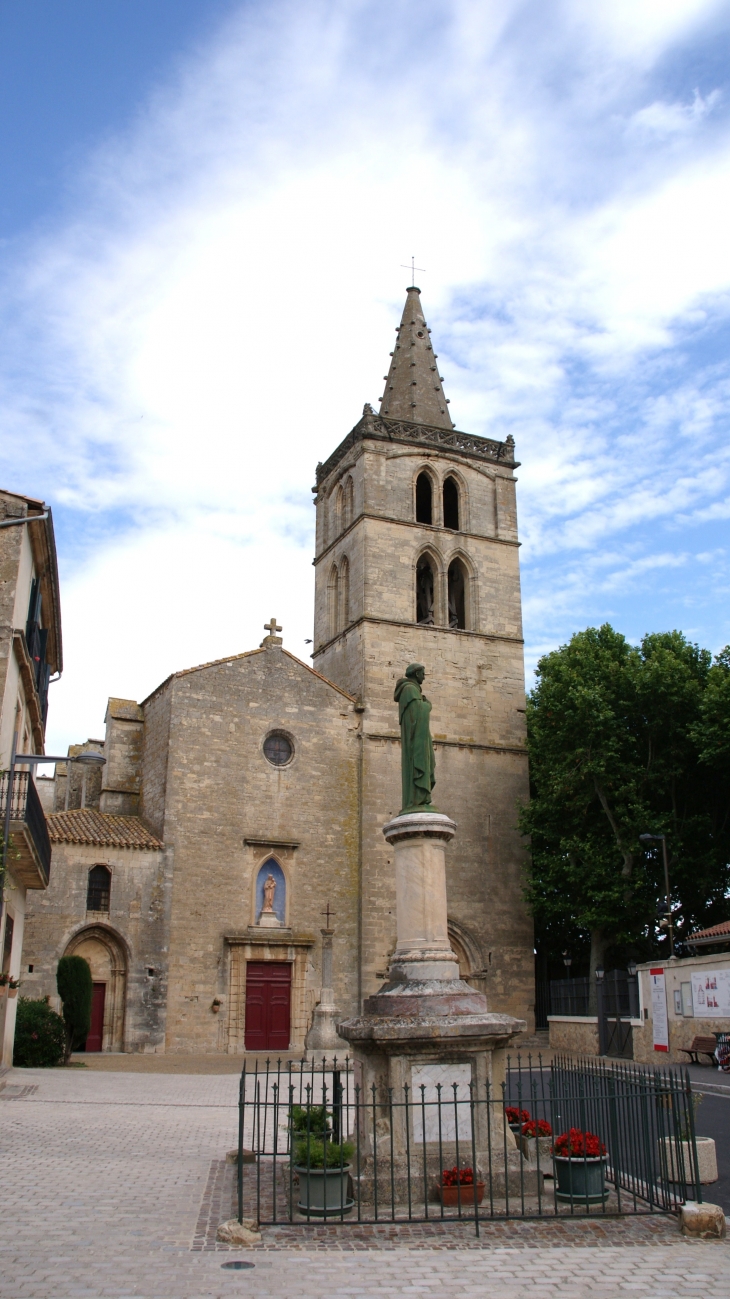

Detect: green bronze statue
[394,663,437,815]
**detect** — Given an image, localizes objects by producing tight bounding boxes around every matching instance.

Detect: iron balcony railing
[235,1052,702,1234]
[0,770,52,883]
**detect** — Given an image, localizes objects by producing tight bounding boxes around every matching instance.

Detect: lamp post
[1,744,105,932]
[639,833,674,957]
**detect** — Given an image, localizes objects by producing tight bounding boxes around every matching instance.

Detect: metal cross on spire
[401,256,425,287]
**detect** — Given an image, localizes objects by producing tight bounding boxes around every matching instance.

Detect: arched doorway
[63,925,127,1052]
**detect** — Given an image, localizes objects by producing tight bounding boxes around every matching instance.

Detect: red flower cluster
[553,1128,606,1158]
[441,1166,476,1187]
[522,1119,552,1138]
[505,1106,531,1125]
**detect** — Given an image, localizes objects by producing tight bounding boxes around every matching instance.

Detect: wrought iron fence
[236,1053,702,1234]
[549,976,591,1016]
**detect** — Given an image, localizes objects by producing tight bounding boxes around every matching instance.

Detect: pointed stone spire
[379,287,453,429]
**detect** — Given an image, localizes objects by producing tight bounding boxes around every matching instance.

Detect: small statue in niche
[262,874,276,913]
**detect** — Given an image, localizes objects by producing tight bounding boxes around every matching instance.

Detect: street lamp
[1,743,105,931]
[562,950,572,976]
[639,833,674,958]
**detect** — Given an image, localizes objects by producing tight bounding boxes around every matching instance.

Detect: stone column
[339,812,531,1196]
[305,927,348,1057]
[364,813,486,1015]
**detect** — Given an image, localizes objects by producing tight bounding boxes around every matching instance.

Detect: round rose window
[263,731,294,767]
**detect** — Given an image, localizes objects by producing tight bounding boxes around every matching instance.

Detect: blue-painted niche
[255,858,287,925]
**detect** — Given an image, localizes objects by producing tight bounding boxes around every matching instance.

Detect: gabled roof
[141,645,354,707]
[47,810,163,850]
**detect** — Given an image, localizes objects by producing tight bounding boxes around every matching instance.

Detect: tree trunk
[588,929,607,1015]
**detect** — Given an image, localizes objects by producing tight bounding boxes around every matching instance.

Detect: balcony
[0,770,52,889]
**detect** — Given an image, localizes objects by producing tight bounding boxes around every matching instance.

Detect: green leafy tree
[56,955,92,1063]
[13,998,66,1067]
[522,625,730,990]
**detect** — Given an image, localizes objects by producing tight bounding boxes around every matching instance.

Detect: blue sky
[0,0,729,754]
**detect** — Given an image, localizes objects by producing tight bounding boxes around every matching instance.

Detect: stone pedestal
[338,812,530,1200]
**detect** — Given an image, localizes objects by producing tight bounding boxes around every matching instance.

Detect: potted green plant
[553,1128,608,1203]
[293,1136,355,1216]
[438,1166,485,1207]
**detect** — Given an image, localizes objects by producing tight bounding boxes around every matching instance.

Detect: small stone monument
[338,662,529,1200]
[305,904,348,1057]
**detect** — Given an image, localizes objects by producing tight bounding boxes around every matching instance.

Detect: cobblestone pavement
[1,1066,729,1298]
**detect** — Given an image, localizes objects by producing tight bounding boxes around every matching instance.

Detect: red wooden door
[244,962,291,1051]
[86,983,106,1051]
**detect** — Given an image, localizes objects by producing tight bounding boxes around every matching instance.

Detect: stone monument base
[337,808,535,1204]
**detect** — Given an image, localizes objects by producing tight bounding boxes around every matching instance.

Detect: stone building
[0,490,62,1066]
[22,287,534,1054]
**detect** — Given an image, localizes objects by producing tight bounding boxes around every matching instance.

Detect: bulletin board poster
[650,969,669,1051]
[691,969,730,1018]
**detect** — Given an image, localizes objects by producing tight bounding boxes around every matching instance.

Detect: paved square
[1,1066,728,1298]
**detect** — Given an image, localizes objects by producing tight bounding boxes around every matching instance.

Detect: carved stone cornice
[316,411,517,489]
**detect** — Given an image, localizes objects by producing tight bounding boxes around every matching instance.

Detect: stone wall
[634,955,730,1066]
[632,1017,730,1067]
[140,679,173,840]
[100,699,144,815]
[548,1017,600,1056]
[158,644,361,1053]
[22,841,170,1052]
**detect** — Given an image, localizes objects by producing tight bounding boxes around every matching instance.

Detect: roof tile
[47,809,162,850]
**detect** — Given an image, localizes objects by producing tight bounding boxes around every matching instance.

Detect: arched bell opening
[443,476,460,531]
[415,472,433,525]
[416,554,436,625]
[327,563,339,639]
[448,558,467,629]
[338,555,350,630]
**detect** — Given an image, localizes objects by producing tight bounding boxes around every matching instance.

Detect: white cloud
[627,89,722,137]
[0,0,729,746]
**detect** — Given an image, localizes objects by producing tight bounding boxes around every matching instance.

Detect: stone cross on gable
[260,616,283,648]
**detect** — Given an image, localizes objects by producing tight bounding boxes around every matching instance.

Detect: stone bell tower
[312,286,534,1030]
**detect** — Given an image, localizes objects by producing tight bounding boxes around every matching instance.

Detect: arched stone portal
[64,925,128,1052]
[448,919,488,996]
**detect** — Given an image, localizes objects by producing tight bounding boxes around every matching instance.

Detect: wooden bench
[679,1036,717,1066]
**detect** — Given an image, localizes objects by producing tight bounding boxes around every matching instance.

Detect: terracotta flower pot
[8,986,18,998]
[439,1182,485,1207]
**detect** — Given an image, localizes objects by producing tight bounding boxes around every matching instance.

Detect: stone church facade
[22,287,534,1054]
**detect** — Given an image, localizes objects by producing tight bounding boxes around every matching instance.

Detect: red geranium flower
[553,1128,606,1158]
[505,1106,531,1125]
[522,1119,552,1138]
[441,1166,475,1187]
